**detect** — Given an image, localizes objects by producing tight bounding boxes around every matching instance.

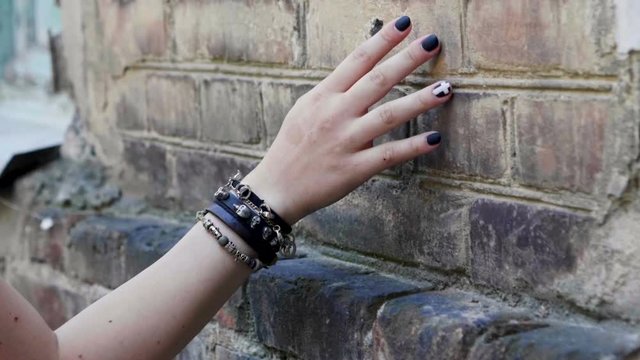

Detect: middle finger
[345,34,440,113]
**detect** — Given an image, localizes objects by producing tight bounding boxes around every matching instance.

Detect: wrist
[241,167,302,225]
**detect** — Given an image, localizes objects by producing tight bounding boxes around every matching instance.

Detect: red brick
[173,0,302,64]
[214,288,251,332]
[201,77,262,145]
[26,209,87,271]
[418,92,508,179]
[515,98,609,192]
[11,274,88,329]
[146,74,200,139]
[96,0,167,73]
[466,0,616,74]
[306,0,462,73]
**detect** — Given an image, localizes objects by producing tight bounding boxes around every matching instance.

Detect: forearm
[0,278,59,360]
[55,213,253,360]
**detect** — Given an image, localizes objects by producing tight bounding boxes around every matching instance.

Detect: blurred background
[0,0,73,186]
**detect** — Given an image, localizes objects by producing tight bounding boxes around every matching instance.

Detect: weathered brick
[469,198,593,290]
[515,98,609,193]
[373,291,534,360]
[121,140,170,206]
[261,81,314,146]
[247,257,425,360]
[173,0,301,64]
[25,209,87,270]
[307,0,463,73]
[302,178,471,271]
[172,149,258,210]
[147,74,199,139]
[201,78,262,145]
[177,324,215,360]
[468,324,640,360]
[466,0,616,74]
[418,92,508,179]
[67,216,187,288]
[96,0,167,73]
[115,72,147,130]
[124,220,190,280]
[11,273,88,329]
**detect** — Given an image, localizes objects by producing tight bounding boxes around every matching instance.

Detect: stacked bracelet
[210,171,297,265]
[196,211,263,272]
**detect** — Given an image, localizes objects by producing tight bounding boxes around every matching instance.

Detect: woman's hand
[243,16,453,224]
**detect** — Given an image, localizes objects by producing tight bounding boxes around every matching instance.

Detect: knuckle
[367,68,388,88]
[377,106,395,127]
[405,46,421,64]
[352,47,372,65]
[378,28,395,44]
[381,146,395,164]
[412,137,425,154]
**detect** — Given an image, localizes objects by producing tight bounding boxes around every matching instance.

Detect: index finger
[318,16,412,93]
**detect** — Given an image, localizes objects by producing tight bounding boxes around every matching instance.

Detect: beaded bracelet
[206,202,278,265]
[196,211,263,272]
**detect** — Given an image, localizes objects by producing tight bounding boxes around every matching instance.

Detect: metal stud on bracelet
[215,171,298,258]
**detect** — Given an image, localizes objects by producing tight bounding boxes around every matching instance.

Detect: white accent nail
[432,81,452,97]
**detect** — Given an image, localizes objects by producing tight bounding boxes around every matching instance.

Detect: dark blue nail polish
[395,16,411,32]
[426,132,441,145]
[422,34,439,52]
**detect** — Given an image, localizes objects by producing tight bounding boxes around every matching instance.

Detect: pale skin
[0,16,452,360]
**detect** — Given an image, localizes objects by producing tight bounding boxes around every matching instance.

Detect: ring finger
[347,80,453,146]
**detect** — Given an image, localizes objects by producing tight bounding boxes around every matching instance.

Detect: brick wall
[2,0,640,359]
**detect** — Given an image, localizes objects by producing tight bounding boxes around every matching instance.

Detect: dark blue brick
[373,290,535,360]
[247,257,427,360]
[469,323,640,360]
[470,198,593,290]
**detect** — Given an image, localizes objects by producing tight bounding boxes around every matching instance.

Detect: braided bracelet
[196,211,263,272]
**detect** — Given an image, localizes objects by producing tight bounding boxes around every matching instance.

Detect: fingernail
[395,16,411,32]
[432,81,452,98]
[426,132,442,145]
[421,34,439,52]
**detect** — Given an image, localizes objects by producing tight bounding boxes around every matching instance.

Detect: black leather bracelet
[230,179,292,234]
[206,201,278,266]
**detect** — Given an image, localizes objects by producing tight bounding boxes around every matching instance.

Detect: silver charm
[232,170,243,181]
[234,204,252,218]
[237,184,252,199]
[250,215,261,228]
[262,227,273,240]
[280,234,296,258]
[260,203,275,219]
[214,187,229,200]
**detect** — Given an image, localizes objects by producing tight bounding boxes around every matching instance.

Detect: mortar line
[129,61,618,93]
